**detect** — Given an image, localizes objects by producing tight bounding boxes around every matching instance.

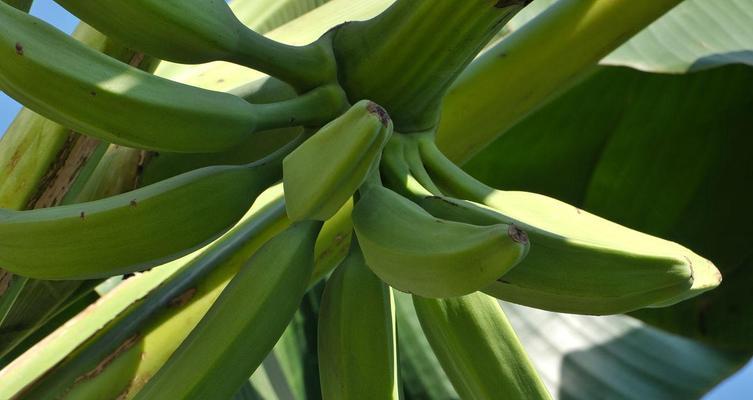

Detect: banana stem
[402,136,444,196]
[333,0,528,132]
[229,30,337,91]
[437,0,683,163]
[252,84,347,131]
[419,141,492,202]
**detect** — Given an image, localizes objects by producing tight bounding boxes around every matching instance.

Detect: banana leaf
[508,0,753,73]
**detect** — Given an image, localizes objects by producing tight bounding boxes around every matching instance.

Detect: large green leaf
[503,302,746,399]
[464,63,753,397]
[510,0,753,72]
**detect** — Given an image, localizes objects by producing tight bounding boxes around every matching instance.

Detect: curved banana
[318,239,399,400]
[284,100,393,221]
[0,138,300,280]
[52,0,335,88]
[416,188,720,315]
[352,184,529,298]
[133,220,322,400]
[413,293,551,400]
[0,4,342,153]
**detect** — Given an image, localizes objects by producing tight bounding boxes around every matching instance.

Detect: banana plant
[0,0,751,399]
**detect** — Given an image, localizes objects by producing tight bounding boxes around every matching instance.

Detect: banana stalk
[333,0,528,132]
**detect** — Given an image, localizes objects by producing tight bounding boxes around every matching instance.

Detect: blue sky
[0,1,751,398]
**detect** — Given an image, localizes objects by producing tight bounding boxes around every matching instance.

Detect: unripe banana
[352,185,529,298]
[413,293,551,400]
[318,239,399,400]
[134,220,322,400]
[284,100,393,221]
[0,190,291,399]
[51,0,335,88]
[0,4,340,153]
[418,194,720,315]
[0,143,294,280]
[53,0,247,64]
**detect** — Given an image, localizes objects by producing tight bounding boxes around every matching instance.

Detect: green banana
[413,292,551,400]
[0,190,291,399]
[284,100,393,221]
[352,184,529,298]
[415,143,720,314]
[0,139,299,280]
[134,220,322,400]
[318,239,399,400]
[52,0,336,89]
[0,3,342,153]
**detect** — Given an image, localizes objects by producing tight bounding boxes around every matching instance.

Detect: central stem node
[332,0,527,132]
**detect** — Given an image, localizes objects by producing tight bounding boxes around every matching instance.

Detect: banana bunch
[0,0,731,398]
[284,100,393,222]
[376,132,721,315]
[0,139,300,280]
[318,239,400,400]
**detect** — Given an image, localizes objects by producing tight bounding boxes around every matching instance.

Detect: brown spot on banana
[14,42,23,55]
[508,225,528,244]
[366,102,391,127]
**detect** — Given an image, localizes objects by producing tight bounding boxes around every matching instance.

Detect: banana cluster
[0,2,725,399]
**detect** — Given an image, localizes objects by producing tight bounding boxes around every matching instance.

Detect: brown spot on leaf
[15,42,23,56]
[74,333,141,383]
[168,287,197,308]
[0,271,13,296]
[508,225,528,244]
